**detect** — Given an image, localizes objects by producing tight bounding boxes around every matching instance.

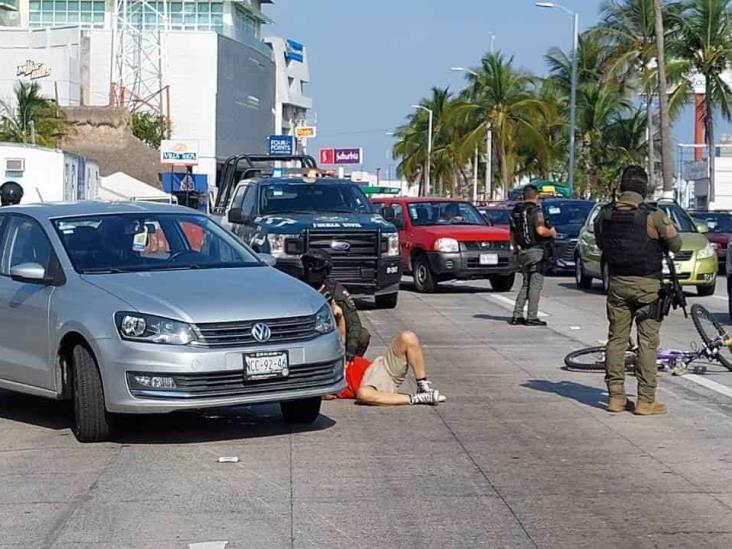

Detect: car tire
[71,345,113,443]
[490,273,515,292]
[575,255,593,289]
[413,254,436,293]
[375,292,399,309]
[601,262,610,295]
[281,397,322,424]
[728,277,732,321]
[697,283,716,297]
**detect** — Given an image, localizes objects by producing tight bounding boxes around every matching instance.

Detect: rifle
[664,250,688,318]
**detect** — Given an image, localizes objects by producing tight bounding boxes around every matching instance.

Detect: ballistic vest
[600,203,663,278]
[510,202,541,249]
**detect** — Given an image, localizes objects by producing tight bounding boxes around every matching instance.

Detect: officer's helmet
[301,249,333,276]
[0,182,23,206]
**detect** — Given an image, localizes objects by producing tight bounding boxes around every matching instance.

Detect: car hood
[255,212,396,233]
[415,225,510,242]
[680,232,711,251]
[81,266,325,324]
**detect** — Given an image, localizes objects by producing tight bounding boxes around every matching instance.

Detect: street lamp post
[536,2,579,194]
[411,104,433,196]
[451,66,493,200]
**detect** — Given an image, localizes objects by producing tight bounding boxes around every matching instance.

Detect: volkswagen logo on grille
[251,323,271,343]
[331,240,351,251]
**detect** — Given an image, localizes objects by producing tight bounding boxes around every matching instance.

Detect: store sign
[16,59,51,80]
[295,126,317,140]
[268,135,295,156]
[160,140,199,166]
[285,39,304,63]
[320,147,363,165]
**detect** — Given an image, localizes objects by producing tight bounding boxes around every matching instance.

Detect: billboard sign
[268,135,295,156]
[160,140,199,166]
[319,148,335,164]
[320,147,363,165]
[285,39,304,63]
[295,126,317,140]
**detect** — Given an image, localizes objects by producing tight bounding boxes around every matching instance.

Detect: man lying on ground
[300,249,446,406]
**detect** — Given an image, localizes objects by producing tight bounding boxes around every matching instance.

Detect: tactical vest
[600,204,663,278]
[510,202,545,249]
[323,279,371,360]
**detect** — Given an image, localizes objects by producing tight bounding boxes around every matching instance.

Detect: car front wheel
[413,254,436,293]
[71,345,113,443]
[281,397,322,424]
[575,255,593,289]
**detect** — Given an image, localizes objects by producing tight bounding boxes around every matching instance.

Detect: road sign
[268,135,295,156]
[160,140,199,166]
[320,148,335,164]
[295,126,317,140]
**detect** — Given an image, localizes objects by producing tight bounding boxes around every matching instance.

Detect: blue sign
[285,39,304,63]
[161,172,208,193]
[268,135,295,156]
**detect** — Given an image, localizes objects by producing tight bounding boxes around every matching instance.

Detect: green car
[575,200,717,296]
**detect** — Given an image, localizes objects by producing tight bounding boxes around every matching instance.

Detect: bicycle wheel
[690,304,732,372]
[564,346,637,371]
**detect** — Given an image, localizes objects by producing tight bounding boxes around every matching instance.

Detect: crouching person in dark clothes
[300,249,446,406]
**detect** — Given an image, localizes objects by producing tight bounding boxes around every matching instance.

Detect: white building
[0,1,313,192]
[0,142,99,203]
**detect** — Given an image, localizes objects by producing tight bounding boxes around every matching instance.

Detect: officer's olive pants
[605,276,662,403]
[512,247,545,321]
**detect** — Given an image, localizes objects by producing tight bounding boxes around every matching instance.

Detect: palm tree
[654,0,676,194]
[0,81,68,147]
[673,0,732,203]
[449,52,547,197]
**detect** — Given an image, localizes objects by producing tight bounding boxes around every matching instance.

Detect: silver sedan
[0,201,344,442]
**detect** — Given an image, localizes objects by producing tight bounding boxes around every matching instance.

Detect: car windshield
[484,209,511,225]
[408,201,486,226]
[657,203,698,233]
[543,201,593,226]
[694,212,732,233]
[54,212,261,274]
[260,182,372,215]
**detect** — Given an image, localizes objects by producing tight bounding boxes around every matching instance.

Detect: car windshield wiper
[81,267,139,274]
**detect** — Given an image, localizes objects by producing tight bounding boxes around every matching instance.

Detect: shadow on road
[399,280,504,294]
[473,313,513,322]
[0,390,336,444]
[522,379,608,411]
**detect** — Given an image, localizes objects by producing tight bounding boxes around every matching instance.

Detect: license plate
[480,253,499,266]
[244,351,289,381]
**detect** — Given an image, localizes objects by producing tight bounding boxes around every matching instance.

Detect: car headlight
[115,312,198,345]
[387,233,400,256]
[698,242,716,260]
[266,234,298,257]
[556,233,569,240]
[434,238,459,253]
[314,303,335,334]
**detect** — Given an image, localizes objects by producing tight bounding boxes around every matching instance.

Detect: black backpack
[510,202,539,249]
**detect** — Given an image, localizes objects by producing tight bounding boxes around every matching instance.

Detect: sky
[266,0,706,175]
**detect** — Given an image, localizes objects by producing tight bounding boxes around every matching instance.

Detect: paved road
[3,274,732,548]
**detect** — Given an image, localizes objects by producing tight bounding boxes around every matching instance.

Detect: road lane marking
[189,543,228,549]
[484,294,549,318]
[683,374,732,399]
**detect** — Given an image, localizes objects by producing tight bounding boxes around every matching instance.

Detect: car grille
[466,257,512,269]
[462,241,511,251]
[556,240,577,261]
[127,360,343,399]
[331,263,377,280]
[193,315,318,348]
[673,251,693,262]
[307,231,379,258]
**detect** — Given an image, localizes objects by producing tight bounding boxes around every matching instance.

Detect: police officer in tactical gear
[509,184,557,326]
[594,165,682,415]
[0,181,23,206]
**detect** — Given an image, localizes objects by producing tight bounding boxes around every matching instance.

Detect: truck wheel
[71,345,113,443]
[281,397,321,424]
[490,274,515,292]
[375,292,399,309]
[697,283,716,297]
[575,255,593,289]
[413,254,436,293]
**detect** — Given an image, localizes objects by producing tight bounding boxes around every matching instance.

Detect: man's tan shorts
[360,345,408,393]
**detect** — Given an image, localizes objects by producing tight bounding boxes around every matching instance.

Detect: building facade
[0,0,313,190]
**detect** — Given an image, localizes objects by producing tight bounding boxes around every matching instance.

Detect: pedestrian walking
[509,184,557,326]
[594,166,682,415]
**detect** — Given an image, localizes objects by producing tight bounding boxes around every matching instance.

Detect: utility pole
[654,0,675,196]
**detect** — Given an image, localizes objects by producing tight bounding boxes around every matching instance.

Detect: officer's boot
[634,399,667,416]
[607,384,630,413]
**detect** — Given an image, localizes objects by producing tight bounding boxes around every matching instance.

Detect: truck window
[241,185,258,217]
[260,183,372,215]
[230,185,249,210]
[389,204,405,229]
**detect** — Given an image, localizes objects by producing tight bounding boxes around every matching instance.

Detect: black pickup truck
[211,154,402,309]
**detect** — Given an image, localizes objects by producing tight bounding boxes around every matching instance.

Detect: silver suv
[0,202,344,442]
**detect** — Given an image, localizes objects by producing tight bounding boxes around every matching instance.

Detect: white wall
[265,36,312,135]
[0,143,66,203]
[84,30,112,106]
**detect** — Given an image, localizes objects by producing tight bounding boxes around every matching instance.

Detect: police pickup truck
[211,154,401,309]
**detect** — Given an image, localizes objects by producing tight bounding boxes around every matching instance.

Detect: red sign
[319,148,335,164]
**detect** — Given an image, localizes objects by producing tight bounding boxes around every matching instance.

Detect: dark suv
[541,198,595,273]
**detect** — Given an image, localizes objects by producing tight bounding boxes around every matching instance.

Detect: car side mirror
[228,207,249,225]
[10,262,49,284]
[258,253,277,267]
[381,206,395,222]
[696,222,710,234]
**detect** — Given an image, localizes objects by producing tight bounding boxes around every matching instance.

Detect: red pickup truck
[373,197,516,293]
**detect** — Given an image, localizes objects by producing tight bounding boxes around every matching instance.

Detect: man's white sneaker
[410,389,446,405]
